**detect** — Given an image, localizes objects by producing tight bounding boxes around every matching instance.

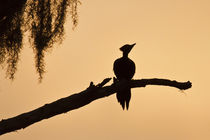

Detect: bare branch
[0,78,192,135]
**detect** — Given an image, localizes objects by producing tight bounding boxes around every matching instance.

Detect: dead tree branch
[0,78,192,135]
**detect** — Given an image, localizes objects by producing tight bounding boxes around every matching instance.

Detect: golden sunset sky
[1,0,210,139]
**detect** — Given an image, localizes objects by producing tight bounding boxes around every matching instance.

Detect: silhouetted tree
[0,0,192,136]
[0,0,80,81]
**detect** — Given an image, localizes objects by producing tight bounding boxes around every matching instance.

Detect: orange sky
[1,0,210,139]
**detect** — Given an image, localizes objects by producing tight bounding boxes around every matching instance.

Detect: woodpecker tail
[116,87,131,110]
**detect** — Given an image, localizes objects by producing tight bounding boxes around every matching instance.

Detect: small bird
[113,43,136,110]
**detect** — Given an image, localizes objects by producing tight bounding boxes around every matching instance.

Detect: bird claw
[113,77,118,83]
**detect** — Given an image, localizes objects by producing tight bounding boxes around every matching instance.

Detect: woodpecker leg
[113,77,118,84]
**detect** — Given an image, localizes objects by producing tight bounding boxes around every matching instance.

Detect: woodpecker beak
[131,43,136,46]
[128,43,136,52]
[130,43,136,50]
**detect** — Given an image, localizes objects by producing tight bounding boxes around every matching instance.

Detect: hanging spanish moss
[0,0,26,80]
[0,0,80,82]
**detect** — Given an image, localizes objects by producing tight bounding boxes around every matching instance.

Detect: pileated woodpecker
[113,43,136,110]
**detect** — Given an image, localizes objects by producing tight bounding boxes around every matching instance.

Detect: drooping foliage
[0,0,80,81]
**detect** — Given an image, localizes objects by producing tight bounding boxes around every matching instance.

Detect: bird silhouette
[113,43,136,110]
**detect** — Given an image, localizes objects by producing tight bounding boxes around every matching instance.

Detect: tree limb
[0,78,192,135]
